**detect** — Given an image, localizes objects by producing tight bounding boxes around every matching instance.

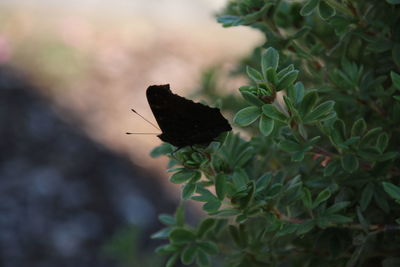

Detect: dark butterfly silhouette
[146,84,231,148]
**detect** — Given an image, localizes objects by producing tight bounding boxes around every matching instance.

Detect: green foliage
[104,225,162,267]
[151,0,400,266]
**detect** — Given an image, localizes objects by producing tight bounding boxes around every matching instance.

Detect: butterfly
[144,84,231,148]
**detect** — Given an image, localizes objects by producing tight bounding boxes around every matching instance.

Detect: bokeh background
[0,1,261,266]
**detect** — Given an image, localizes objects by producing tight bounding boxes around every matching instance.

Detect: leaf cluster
[151,0,400,266]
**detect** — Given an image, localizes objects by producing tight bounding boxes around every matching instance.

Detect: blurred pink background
[0,0,261,171]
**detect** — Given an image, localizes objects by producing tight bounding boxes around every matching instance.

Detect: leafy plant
[151,0,400,266]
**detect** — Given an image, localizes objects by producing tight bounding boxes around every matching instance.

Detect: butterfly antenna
[126,132,159,135]
[131,108,160,130]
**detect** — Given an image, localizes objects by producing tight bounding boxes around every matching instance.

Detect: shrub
[151,0,400,266]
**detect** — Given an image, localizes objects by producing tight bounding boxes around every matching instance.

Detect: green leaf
[262,181,281,198]
[262,47,279,73]
[150,143,173,157]
[240,90,264,106]
[343,136,360,147]
[276,223,298,236]
[233,147,255,168]
[299,91,318,116]
[330,16,352,35]
[209,208,241,217]
[246,66,263,82]
[343,136,361,149]
[331,120,347,148]
[325,214,352,224]
[300,0,320,16]
[159,214,176,226]
[229,225,243,247]
[196,249,211,267]
[167,167,184,173]
[192,189,214,202]
[283,95,299,119]
[280,139,302,152]
[217,15,242,27]
[292,82,305,105]
[318,0,336,19]
[169,228,196,245]
[262,104,288,122]
[391,71,400,90]
[203,198,221,212]
[376,132,389,153]
[181,245,198,265]
[324,161,337,176]
[298,123,308,139]
[166,253,179,267]
[377,151,398,162]
[327,201,351,214]
[374,189,390,213]
[360,183,374,211]
[175,203,185,227]
[357,150,380,161]
[303,100,335,123]
[351,118,367,137]
[265,67,278,84]
[197,218,216,237]
[292,151,306,161]
[297,220,315,234]
[259,115,275,136]
[313,188,331,208]
[277,70,299,91]
[215,174,227,200]
[151,227,171,239]
[277,64,294,80]
[360,127,382,147]
[232,169,249,189]
[302,187,313,209]
[155,244,179,255]
[292,26,311,39]
[170,170,200,184]
[346,243,365,267]
[256,173,273,192]
[197,241,218,254]
[341,154,359,173]
[382,182,400,200]
[182,182,197,200]
[233,106,261,126]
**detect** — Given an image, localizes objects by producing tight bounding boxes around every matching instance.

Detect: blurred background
[0,0,261,266]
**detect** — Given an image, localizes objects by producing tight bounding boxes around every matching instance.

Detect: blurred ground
[0,1,261,266]
[0,66,178,266]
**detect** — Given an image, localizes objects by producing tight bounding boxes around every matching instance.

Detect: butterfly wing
[146,84,231,147]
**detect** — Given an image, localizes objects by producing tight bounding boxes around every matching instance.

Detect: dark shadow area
[0,65,177,267]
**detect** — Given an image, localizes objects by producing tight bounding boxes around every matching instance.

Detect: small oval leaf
[262,104,288,122]
[341,154,359,173]
[277,70,299,91]
[262,47,279,72]
[170,170,200,184]
[169,228,196,245]
[233,106,261,126]
[300,0,320,16]
[259,115,275,136]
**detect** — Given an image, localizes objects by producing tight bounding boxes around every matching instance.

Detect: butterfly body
[146,84,231,148]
